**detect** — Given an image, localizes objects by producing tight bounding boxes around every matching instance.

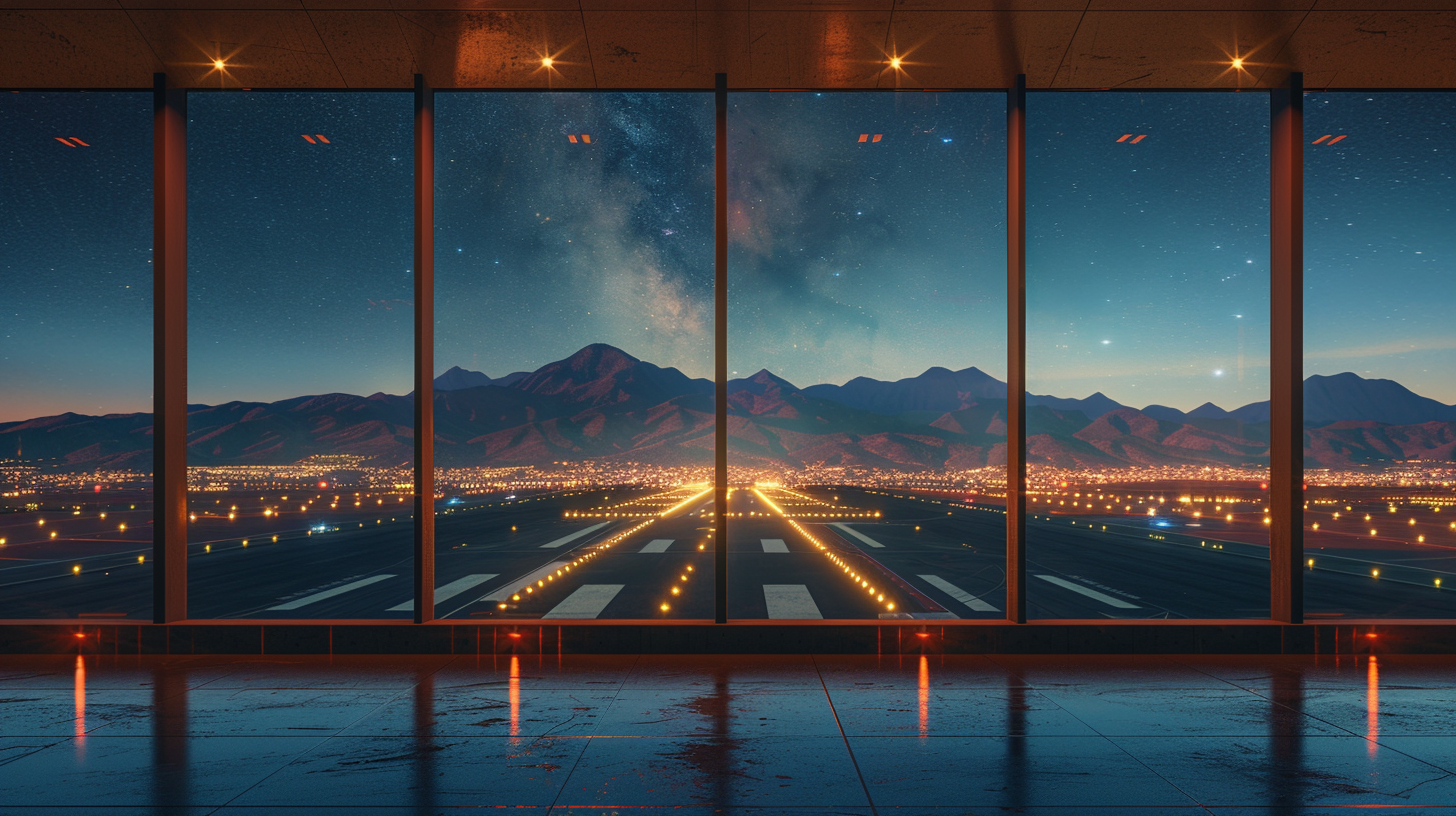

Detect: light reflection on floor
[0,652,1454,810]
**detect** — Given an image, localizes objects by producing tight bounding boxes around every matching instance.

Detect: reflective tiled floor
[2,652,1456,814]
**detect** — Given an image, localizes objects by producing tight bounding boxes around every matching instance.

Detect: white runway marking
[484,562,571,602]
[1035,574,1140,609]
[269,574,395,611]
[387,573,498,612]
[540,522,610,548]
[831,522,885,548]
[764,584,822,619]
[919,574,999,612]
[543,584,625,619]
[760,538,790,553]
[638,539,674,553]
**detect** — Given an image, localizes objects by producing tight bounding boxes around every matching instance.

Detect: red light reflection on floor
[509,655,520,743]
[301,135,317,144]
[918,655,929,737]
[74,655,86,752]
[1367,655,1379,755]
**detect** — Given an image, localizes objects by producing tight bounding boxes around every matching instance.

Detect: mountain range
[5,343,1456,472]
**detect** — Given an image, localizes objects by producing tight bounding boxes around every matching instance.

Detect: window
[727,92,1007,620]
[186,92,415,618]
[433,92,715,620]
[1304,92,1456,618]
[1026,92,1270,619]
[0,92,153,620]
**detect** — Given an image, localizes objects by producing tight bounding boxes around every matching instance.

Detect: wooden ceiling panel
[746,10,893,87]
[399,10,593,87]
[1271,10,1456,88]
[583,10,748,87]
[126,9,344,87]
[1053,10,1306,88]
[885,11,1083,88]
[309,10,418,87]
[2,5,1455,90]
[0,10,159,88]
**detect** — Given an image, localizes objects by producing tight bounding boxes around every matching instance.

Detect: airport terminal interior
[4,1,1456,811]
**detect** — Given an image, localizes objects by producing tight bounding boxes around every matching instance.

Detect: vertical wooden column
[1005,76,1027,624]
[1270,73,1304,624]
[413,74,436,624]
[714,73,729,625]
[153,73,188,623]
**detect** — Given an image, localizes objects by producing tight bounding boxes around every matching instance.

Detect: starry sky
[186,92,415,406]
[1305,93,1456,404]
[1026,92,1271,412]
[1,92,153,423]
[728,92,1006,387]
[435,92,714,381]
[1,90,1452,422]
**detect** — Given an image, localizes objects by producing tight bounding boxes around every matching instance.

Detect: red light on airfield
[94,485,101,493]
[318,481,328,489]
[1260,483,1268,490]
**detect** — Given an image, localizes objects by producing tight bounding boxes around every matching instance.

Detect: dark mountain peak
[563,343,640,375]
[1187,401,1232,420]
[729,369,800,397]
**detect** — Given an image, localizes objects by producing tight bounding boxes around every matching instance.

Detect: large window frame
[18,72,1442,634]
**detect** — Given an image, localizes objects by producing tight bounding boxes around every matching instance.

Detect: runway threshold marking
[638,539,674,553]
[484,562,572,602]
[386,573,499,612]
[830,522,885,548]
[269,574,395,611]
[542,584,625,619]
[540,522,611,548]
[761,539,790,553]
[919,574,999,612]
[1035,574,1140,609]
[764,584,822,619]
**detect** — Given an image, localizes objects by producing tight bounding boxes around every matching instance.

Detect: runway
[3,485,1454,620]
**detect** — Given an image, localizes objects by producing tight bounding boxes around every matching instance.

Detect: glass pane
[727,92,1007,620]
[1026,92,1270,619]
[433,92,715,621]
[187,92,415,619]
[1304,92,1456,618]
[0,92,153,619]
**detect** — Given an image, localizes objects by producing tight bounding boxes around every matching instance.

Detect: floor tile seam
[1093,730,1212,809]
[205,733,351,810]
[1211,684,1371,739]
[1370,738,1456,777]
[813,654,879,816]
[542,654,641,811]
[0,735,71,768]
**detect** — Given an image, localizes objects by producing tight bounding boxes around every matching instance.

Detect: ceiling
[2,2,1453,90]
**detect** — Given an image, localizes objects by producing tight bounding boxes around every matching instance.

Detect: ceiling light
[213,58,226,70]
[541,57,554,68]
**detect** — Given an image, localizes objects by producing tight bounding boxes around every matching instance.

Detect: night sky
[728,92,1006,387]
[435,93,714,381]
[1,91,1452,422]
[1305,93,1456,403]
[1027,92,1271,412]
